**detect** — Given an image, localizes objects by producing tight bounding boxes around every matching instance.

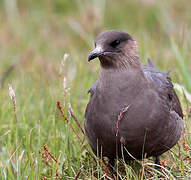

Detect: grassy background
[0,0,191,179]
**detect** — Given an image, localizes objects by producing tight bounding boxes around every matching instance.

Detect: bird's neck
[99,65,146,89]
[99,55,141,70]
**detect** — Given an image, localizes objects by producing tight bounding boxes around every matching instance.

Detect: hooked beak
[88,46,104,61]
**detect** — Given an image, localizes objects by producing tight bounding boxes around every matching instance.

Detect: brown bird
[85,30,183,168]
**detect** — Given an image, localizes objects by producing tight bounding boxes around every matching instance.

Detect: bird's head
[88,30,140,69]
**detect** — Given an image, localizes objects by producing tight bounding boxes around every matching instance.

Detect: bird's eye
[110,40,120,47]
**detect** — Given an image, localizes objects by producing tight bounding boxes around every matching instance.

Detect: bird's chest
[96,77,141,107]
[89,81,138,126]
[85,72,146,140]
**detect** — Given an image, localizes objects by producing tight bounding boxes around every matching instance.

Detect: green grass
[0,0,191,179]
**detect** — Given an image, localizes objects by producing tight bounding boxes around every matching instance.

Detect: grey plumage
[85,30,183,165]
[147,58,154,68]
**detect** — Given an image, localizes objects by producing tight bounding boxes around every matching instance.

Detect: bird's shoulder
[87,80,98,97]
[142,62,171,89]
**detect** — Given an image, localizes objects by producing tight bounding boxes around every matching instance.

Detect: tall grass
[0,0,191,179]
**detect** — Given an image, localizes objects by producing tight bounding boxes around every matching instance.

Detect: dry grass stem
[69,104,85,135]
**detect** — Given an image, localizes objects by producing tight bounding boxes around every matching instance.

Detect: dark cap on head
[88,30,140,69]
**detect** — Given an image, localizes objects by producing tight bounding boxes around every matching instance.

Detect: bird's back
[142,59,183,118]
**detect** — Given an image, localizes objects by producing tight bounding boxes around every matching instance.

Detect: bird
[84,30,183,168]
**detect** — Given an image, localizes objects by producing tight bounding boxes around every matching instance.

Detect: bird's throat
[99,66,146,91]
[99,55,141,71]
